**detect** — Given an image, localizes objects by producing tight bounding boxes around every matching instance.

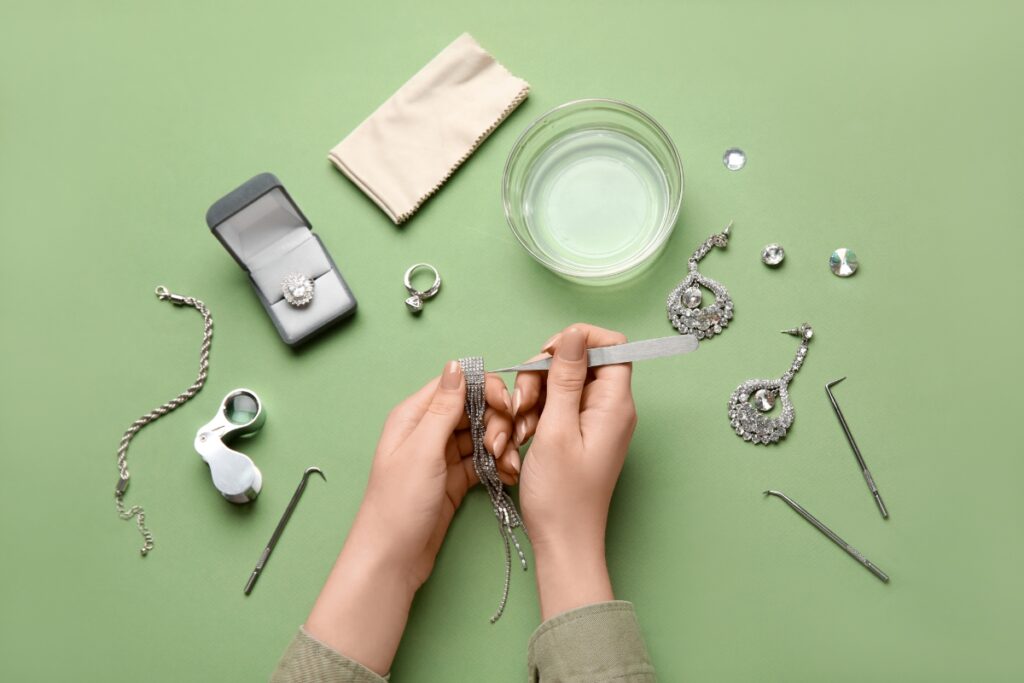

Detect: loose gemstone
[723,148,746,171]
[682,286,702,308]
[829,248,859,277]
[761,243,785,266]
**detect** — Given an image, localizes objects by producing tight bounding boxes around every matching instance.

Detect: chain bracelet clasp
[155,286,188,305]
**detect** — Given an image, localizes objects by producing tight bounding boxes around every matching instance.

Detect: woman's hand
[306,361,518,675]
[512,325,637,620]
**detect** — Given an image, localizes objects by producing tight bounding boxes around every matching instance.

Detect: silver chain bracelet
[114,286,213,556]
[458,357,528,623]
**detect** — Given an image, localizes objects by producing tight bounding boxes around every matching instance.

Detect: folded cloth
[328,33,530,224]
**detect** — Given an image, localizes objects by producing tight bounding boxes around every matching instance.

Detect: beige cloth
[328,33,530,224]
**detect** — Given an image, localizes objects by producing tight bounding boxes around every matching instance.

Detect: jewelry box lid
[205,172,313,272]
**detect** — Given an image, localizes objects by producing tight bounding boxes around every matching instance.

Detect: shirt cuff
[528,601,655,682]
[270,627,389,683]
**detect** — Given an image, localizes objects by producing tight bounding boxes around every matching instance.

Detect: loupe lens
[224,392,259,425]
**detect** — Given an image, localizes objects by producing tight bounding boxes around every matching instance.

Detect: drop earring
[667,222,734,340]
[728,323,813,445]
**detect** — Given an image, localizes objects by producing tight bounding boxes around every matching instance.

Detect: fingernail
[557,327,586,361]
[441,360,461,389]
[508,450,521,475]
[501,386,513,413]
[515,418,527,445]
[541,332,561,353]
[493,432,508,456]
[512,387,522,417]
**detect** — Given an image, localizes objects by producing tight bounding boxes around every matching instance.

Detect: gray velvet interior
[250,233,331,303]
[214,189,308,264]
[270,270,356,344]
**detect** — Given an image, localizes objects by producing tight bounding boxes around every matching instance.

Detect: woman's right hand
[512,324,638,620]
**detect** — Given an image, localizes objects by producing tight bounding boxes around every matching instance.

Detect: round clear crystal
[723,148,746,171]
[682,286,702,308]
[829,248,859,277]
[761,243,785,266]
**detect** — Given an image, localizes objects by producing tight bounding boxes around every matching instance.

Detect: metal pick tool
[244,467,325,595]
[764,490,889,583]
[490,335,699,373]
[825,378,889,519]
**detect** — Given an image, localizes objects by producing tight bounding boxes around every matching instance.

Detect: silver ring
[403,263,441,314]
[281,273,315,307]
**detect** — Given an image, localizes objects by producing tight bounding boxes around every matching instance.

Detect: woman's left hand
[353,360,518,590]
[306,360,517,675]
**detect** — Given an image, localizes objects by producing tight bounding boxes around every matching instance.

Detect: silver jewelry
[115,286,213,556]
[667,222,735,340]
[728,323,813,445]
[281,273,315,307]
[459,357,527,623]
[761,243,785,267]
[404,263,441,314]
[193,389,265,504]
[829,248,859,277]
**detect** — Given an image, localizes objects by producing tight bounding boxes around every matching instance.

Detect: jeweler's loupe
[194,389,265,503]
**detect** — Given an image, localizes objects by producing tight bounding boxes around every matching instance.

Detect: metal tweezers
[490,335,699,373]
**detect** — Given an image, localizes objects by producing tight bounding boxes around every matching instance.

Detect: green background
[2,1,1021,680]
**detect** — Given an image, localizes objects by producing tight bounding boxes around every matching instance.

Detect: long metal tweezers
[490,335,698,373]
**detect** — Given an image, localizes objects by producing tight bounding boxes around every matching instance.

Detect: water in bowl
[522,128,670,273]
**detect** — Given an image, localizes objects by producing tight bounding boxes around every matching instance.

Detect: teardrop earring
[667,222,734,340]
[728,323,813,445]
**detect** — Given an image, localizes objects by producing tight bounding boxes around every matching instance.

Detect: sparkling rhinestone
[723,148,746,171]
[829,248,859,277]
[752,389,776,412]
[281,273,315,307]
[405,295,423,313]
[761,243,785,266]
[682,286,702,308]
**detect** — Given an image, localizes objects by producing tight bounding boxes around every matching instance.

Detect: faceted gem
[723,148,746,171]
[752,389,776,412]
[281,273,315,307]
[405,295,423,313]
[761,243,785,266]
[682,286,702,309]
[829,248,859,277]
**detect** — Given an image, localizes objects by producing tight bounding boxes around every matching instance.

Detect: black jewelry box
[206,173,357,346]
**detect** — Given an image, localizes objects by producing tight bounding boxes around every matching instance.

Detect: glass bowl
[502,99,684,284]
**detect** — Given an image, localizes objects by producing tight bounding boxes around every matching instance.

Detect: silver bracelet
[458,357,528,623]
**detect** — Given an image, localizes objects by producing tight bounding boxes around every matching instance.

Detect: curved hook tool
[764,490,889,583]
[826,377,889,519]
[244,467,326,595]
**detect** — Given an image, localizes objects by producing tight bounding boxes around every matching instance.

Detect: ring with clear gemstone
[281,273,315,307]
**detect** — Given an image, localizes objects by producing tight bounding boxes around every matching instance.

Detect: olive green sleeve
[528,601,656,682]
[270,627,388,683]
